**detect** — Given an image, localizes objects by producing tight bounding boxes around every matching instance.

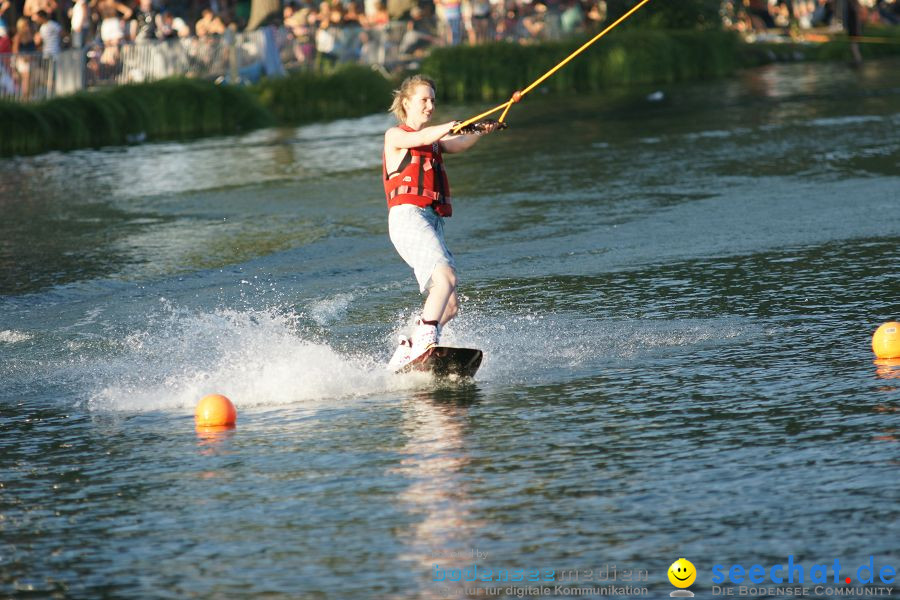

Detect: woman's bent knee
[431,266,457,291]
[445,296,459,320]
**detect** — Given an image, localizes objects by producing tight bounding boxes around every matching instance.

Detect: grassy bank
[4,29,899,157]
[0,64,388,158]
[250,65,393,124]
[422,29,743,102]
[0,78,272,157]
[422,26,900,103]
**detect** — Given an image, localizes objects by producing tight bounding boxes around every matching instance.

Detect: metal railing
[1,52,56,102]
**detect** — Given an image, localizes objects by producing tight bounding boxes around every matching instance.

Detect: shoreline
[2,28,898,159]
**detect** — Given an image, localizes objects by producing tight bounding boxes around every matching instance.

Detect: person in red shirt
[0,23,11,53]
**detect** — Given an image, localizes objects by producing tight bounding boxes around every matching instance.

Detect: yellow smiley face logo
[668,558,696,588]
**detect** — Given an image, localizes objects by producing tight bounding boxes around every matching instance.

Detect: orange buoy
[195,394,237,428]
[872,322,900,359]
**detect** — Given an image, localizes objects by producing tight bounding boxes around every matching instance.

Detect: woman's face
[403,84,435,125]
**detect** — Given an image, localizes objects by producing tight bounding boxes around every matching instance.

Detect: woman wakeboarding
[383,0,652,372]
[383,75,500,370]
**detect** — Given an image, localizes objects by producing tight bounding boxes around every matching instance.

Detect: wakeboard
[396,346,483,379]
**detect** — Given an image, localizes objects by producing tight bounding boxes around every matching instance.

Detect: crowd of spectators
[721,0,899,65]
[0,0,615,99]
[724,0,900,35]
[276,0,608,69]
[0,0,609,64]
[1,0,898,95]
[2,0,899,64]
[0,0,224,58]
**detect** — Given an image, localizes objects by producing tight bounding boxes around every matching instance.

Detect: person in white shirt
[159,10,191,39]
[33,10,61,57]
[70,0,90,48]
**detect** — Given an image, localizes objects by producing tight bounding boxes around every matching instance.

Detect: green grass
[4,28,899,157]
[421,29,743,102]
[249,64,394,125]
[1,66,394,157]
[0,78,271,157]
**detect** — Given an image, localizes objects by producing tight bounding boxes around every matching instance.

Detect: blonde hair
[389,75,436,123]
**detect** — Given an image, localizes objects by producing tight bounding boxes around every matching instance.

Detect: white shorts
[388,204,456,293]
[101,18,124,44]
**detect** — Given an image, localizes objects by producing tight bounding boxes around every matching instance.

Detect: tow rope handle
[455,119,509,135]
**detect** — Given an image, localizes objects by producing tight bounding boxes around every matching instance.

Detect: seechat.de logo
[711,555,896,586]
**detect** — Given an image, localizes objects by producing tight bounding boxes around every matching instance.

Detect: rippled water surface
[2,59,899,599]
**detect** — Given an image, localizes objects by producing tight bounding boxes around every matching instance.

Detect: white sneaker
[411,318,439,359]
[387,335,413,370]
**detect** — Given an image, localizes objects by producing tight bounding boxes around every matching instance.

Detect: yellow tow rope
[452,0,654,134]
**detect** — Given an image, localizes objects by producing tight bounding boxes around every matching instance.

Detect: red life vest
[383,125,452,217]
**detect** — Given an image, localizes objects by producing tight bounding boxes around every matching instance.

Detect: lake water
[1,58,899,599]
